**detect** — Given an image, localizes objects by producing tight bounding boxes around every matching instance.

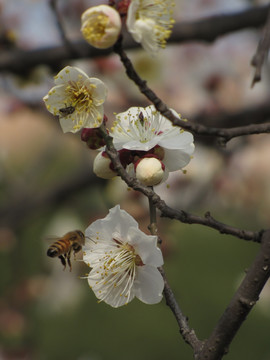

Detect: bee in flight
[59,105,75,117]
[47,230,85,271]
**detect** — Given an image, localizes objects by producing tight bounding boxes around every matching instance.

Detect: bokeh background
[0,0,270,359]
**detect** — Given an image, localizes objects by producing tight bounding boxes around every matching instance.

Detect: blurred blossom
[43,66,108,133]
[83,205,164,307]
[81,5,121,49]
[126,0,175,56]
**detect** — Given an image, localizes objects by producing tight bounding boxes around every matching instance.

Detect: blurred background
[0,0,270,359]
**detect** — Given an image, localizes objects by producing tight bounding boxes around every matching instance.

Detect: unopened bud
[93,151,117,179]
[81,128,106,149]
[135,157,165,186]
[81,5,121,49]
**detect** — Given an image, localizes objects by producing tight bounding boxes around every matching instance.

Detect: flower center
[81,12,109,42]
[112,107,165,143]
[65,81,94,110]
[93,238,144,305]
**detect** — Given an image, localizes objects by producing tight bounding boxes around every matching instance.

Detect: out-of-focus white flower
[135,156,165,186]
[126,0,175,56]
[83,205,164,307]
[93,151,117,179]
[111,105,194,174]
[81,5,121,49]
[43,66,107,133]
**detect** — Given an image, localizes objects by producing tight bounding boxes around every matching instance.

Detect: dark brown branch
[0,4,269,74]
[159,267,203,355]
[99,125,261,243]
[114,36,270,144]
[171,4,270,44]
[251,7,270,87]
[198,229,270,360]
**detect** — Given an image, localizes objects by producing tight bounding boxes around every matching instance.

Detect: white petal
[54,66,89,85]
[87,266,135,307]
[163,148,192,171]
[158,131,194,151]
[134,266,164,304]
[127,227,163,267]
[84,205,138,247]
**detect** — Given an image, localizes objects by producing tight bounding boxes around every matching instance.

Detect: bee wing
[44,235,61,243]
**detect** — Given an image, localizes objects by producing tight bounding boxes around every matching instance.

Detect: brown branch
[98,125,262,243]
[198,228,270,360]
[171,3,270,44]
[113,36,270,144]
[251,7,270,87]
[159,266,203,355]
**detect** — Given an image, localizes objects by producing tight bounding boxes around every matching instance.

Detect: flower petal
[54,66,89,85]
[134,266,164,304]
[163,148,193,171]
[127,227,163,266]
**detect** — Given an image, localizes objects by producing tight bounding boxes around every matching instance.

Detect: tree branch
[251,6,270,87]
[159,266,203,355]
[99,125,262,243]
[113,36,270,144]
[198,228,270,360]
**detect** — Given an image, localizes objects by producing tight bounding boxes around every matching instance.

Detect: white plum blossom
[83,205,164,307]
[81,5,121,49]
[110,105,194,182]
[43,66,107,133]
[126,0,175,56]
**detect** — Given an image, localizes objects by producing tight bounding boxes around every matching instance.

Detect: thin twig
[251,7,270,87]
[147,186,201,350]
[159,266,203,355]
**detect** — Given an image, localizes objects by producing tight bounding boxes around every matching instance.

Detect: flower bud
[93,151,117,179]
[81,5,121,49]
[81,128,106,149]
[135,157,165,186]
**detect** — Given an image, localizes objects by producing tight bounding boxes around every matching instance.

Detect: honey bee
[59,105,75,117]
[47,230,85,271]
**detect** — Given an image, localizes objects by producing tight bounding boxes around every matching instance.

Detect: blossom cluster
[43,2,193,309]
[89,105,194,186]
[80,0,175,57]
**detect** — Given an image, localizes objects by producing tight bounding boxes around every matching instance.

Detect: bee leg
[66,249,72,272]
[58,255,66,270]
[67,254,72,272]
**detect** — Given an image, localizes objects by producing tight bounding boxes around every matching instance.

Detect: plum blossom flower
[110,105,194,183]
[83,205,164,307]
[43,66,107,133]
[126,0,175,56]
[81,5,121,49]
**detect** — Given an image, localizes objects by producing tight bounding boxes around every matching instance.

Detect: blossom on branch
[43,66,107,133]
[81,5,122,49]
[110,105,194,184]
[126,0,175,56]
[83,205,164,307]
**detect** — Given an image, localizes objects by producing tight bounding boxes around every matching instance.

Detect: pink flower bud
[81,5,122,49]
[135,157,165,186]
[81,128,106,150]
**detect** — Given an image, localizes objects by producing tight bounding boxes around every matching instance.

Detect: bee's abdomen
[47,240,68,258]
